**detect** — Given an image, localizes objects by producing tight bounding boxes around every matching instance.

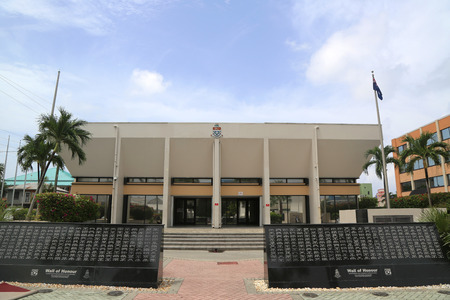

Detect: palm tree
[362,145,400,207]
[25,108,91,220]
[400,132,450,207]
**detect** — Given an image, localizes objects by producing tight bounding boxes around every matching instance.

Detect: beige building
[62,122,379,227]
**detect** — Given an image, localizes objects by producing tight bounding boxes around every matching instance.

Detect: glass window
[427,157,440,167]
[99,177,113,182]
[413,159,424,170]
[128,195,163,224]
[319,178,356,183]
[320,195,357,223]
[430,176,444,188]
[414,179,427,190]
[77,177,113,182]
[269,178,306,184]
[270,196,306,224]
[397,144,406,153]
[287,178,305,184]
[441,127,450,140]
[128,178,146,183]
[172,178,212,184]
[400,181,412,192]
[319,179,333,183]
[427,133,438,145]
[77,177,99,182]
[148,178,164,183]
[270,178,286,184]
[221,178,261,185]
[83,194,111,223]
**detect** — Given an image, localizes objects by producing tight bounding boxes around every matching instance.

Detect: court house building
[62,122,380,227]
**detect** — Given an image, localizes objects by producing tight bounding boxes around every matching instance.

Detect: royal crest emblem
[211,123,223,139]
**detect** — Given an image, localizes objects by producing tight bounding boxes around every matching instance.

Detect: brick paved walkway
[134,259,292,300]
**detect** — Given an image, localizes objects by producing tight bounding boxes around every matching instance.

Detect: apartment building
[392,115,450,197]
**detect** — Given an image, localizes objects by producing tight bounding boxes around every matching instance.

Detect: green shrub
[0,199,7,221]
[37,192,99,222]
[359,196,378,209]
[12,208,36,220]
[129,206,154,221]
[270,212,283,224]
[420,208,450,259]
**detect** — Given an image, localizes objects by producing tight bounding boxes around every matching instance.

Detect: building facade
[62,122,379,227]
[392,115,450,197]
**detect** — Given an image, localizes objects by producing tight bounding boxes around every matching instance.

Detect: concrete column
[212,138,221,228]
[262,138,271,225]
[162,137,171,227]
[309,126,321,224]
[111,124,123,224]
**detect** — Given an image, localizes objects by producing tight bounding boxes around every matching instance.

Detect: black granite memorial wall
[0,222,163,288]
[264,223,450,288]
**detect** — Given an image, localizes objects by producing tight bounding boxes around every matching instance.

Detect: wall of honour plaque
[264,223,450,288]
[0,222,163,288]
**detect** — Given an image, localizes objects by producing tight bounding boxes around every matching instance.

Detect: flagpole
[372,71,390,208]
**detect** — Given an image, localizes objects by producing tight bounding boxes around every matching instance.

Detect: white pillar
[111,124,123,224]
[162,137,172,227]
[309,126,321,224]
[262,138,271,225]
[212,138,221,228]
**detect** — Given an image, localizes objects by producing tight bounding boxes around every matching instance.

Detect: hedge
[390,192,450,209]
[37,192,99,222]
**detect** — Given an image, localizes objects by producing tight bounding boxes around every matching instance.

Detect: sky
[1,0,449,195]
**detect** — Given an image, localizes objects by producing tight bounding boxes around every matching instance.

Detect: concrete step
[162,232,264,251]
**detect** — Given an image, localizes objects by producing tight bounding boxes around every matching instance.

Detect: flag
[372,75,383,100]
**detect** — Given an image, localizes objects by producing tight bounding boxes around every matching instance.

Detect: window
[127,195,163,224]
[83,195,111,223]
[319,178,356,183]
[413,159,424,170]
[126,177,164,184]
[269,178,307,184]
[270,196,307,224]
[221,178,261,185]
[320,195,357,223]
[400,181,412,192]
[414,179,427,190]
[441,127,450,140]
[172,178,212,185]
[427,157,440,167]
[427,132,438,145]
[429,176,444,188]
[399,163,407,174]
[77,177,113,183]
[397,144,407,153]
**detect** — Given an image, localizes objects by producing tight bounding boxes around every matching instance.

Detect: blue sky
[1,0,450,194]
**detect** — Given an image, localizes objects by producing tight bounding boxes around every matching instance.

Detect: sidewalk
[12,250,450,300]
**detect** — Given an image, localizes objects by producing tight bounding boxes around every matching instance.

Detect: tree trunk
[424,167,432,207]
[26,152,56,220]
[54,167,60,192]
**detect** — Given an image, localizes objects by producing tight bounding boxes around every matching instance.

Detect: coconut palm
[400,132,450,207]
[25,108,91,220]
[362,145,400,207]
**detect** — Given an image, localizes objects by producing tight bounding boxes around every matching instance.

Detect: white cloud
[0,0,178,35]
[129,69,170,95]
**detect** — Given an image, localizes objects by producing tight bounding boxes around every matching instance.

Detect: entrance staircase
[163,228,264,251]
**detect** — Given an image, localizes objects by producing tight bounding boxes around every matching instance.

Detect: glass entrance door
[222,198,259,226]
[174,198,212,226]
